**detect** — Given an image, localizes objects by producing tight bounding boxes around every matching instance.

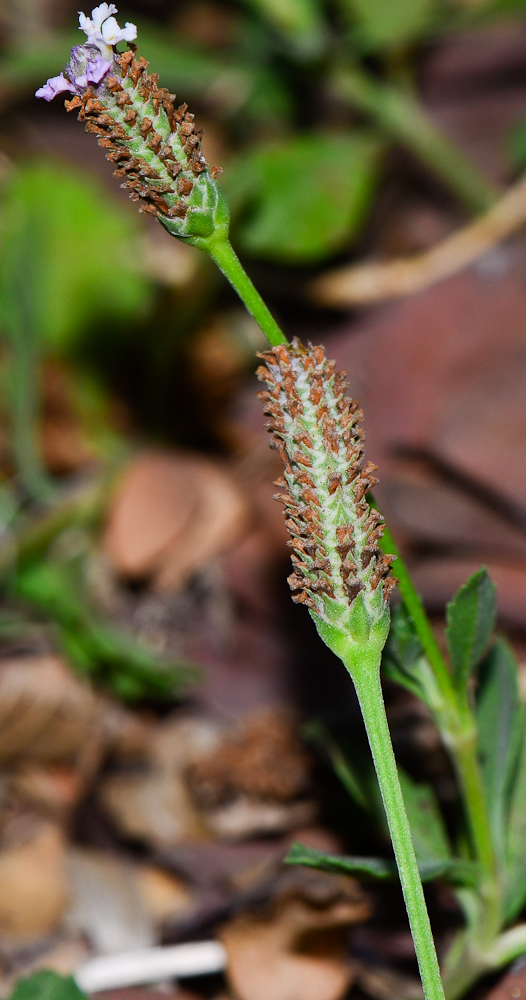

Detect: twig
[75,941,227,993]
[311,173,526,308]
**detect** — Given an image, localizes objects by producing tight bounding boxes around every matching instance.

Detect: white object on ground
[75,940,227,993]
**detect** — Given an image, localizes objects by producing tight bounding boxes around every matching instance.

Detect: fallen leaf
[103,450,250,591]
[187,710,316,839]
[99,715,222,849]
[0,655,103,766]
[220,868,371,1000]
[0,824,69,937]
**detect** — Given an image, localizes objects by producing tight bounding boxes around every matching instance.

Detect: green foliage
[399,769,451,864]
[226,132,383,263]
[14,558,196,702]
[339,0,439,51]
[9,971,87,1000]
[476,640,522,865]
[505,710,526,920]
[0,160,150,352]
[383,603,444,714]
[285,842,477,885]
[446,568,496,691]
[236,0,326,54]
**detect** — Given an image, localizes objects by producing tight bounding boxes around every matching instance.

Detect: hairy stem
[344,644,445,1000]
[332,64,498,215]
[207,238,288,347]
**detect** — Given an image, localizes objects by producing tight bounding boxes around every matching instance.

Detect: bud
[36,6,228,248]
[257,339,396,652]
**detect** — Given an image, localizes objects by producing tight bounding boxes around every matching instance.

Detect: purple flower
[35,73,74,102]
[74,54,111,88]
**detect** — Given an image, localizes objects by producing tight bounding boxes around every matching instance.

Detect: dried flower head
[36,5,227,245]
[257,339,396,647]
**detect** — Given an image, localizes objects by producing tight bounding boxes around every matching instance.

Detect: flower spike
[257,338,396,645]
[36,5,226,245]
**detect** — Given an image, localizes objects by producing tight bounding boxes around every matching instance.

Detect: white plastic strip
[75,940,227,993]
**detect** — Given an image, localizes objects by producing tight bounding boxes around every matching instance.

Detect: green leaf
[399,770,452,864]
[226,131,383,263]
[285,842,477,885]
[476,640,522,866]
[446,568,496,690]
[505,708,526,921]
[337,0,439,51]
[14,559,196,702]
[382,604,444,715]
[0,160,150,352]
[236,0,326,55]
[9,971,87,1000]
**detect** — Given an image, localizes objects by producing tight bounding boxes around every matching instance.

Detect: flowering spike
[257,338,396,646]
[35,5,228,247]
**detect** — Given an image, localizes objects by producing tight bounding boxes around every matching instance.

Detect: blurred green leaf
[476,640,522,865]
[227,131,383,262]
[9,971,86,1000]
[0,160,150,351]
[14,559,196,702]
[446,568,496,691]
[338,0,439,51]
[508,118,526,170]
[399,769,452,863]
[505,708,526,921]
[236,0,326,55]
[383,604,444,714]
[285,842,478,885]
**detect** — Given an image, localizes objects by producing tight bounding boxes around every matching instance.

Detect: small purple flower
[74,54,111,89]
[35,73,74,102]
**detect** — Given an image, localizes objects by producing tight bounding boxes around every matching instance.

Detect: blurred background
[1,0,526,997]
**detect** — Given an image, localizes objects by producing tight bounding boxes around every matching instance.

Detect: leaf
[383,604,441,711]
[399,770,452,864]
[337,0,438,51]
[303,720,371,811]
[226,132,383,263]
[236,0,326,55]
[0,159,150,352]
[14,559,196,702]
[505,708,526,921]
[446,568,496,690]
[476,640,522,866]
[285,843,477,886]
[9,971,87,1000]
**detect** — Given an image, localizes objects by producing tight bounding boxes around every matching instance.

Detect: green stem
[486,924,526,969]
[344,645,445,1000]
[380,519,498,890]
[207,238,288,347]
[332,64,498,215]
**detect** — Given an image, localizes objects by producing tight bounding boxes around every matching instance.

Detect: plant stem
[332,64,498,215]
[207,238,288,347]
[486,924,526,968]
[344,645,445,1000]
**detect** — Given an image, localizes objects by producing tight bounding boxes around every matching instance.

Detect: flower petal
[35,73,74,101]
[100,15,137,44]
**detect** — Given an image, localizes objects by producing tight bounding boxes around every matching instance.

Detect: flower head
[79,4,136,59]
[257,339,396,644]
[35,8,225,243]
